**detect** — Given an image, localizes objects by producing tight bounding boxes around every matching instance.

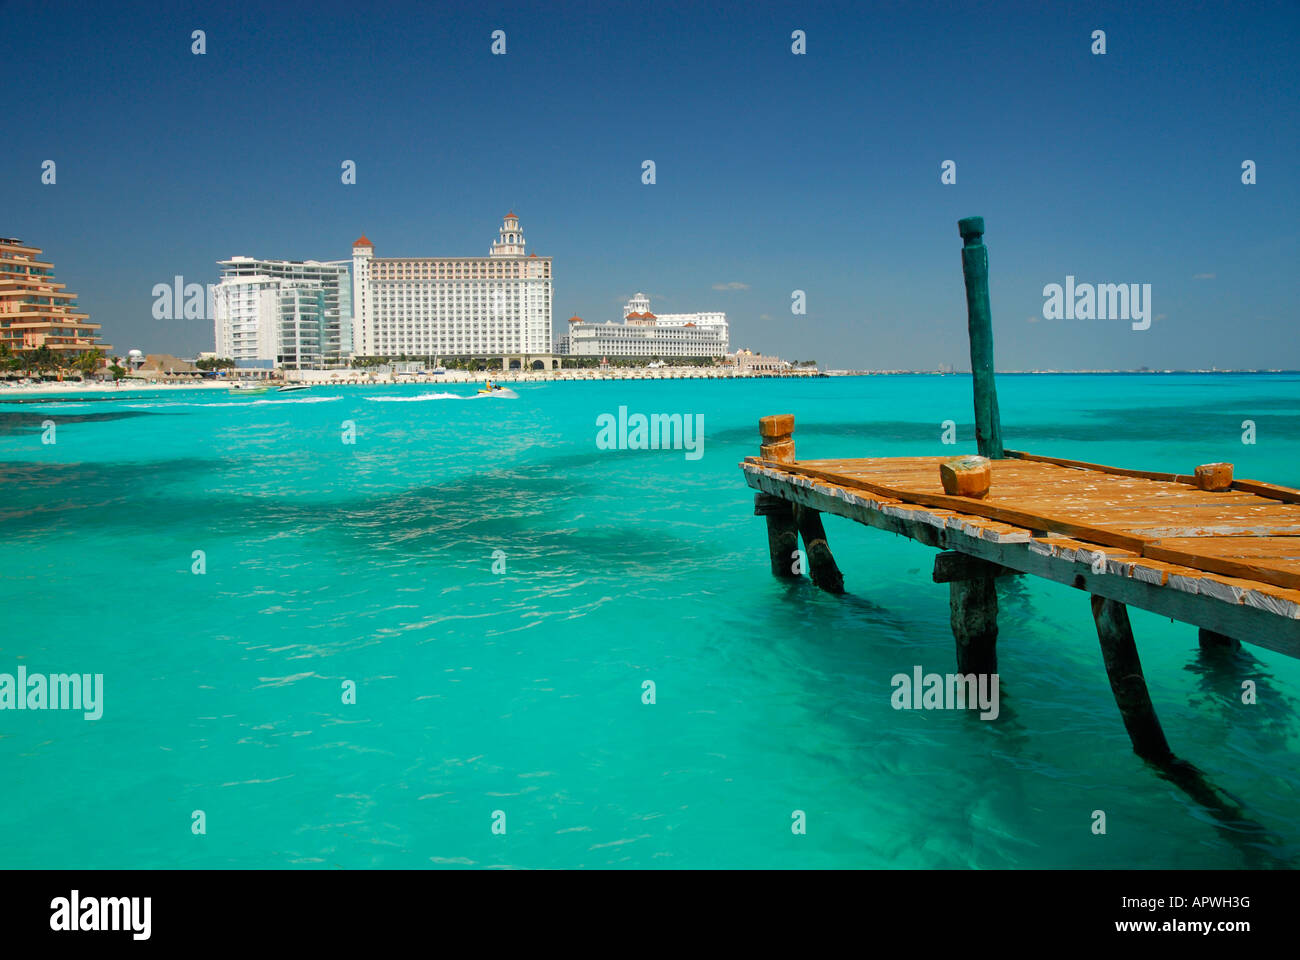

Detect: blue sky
[2,0,1296,369]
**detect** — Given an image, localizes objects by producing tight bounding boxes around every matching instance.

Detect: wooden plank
[1119,524,1300,538]
[1245,583,1300,619]
[1154,537,1300,560]
[760,458,1152,553]
[1004,448,1196,484]
[1231,478,1300,504]
[806,465,1266,515]
[1006,448,1300,504]
[1144,543,1300,591]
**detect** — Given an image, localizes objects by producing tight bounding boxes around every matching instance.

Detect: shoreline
[0,366,1293,400]
[0,366,819,398]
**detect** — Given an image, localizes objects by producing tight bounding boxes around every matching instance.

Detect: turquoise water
[1,374,1297,869]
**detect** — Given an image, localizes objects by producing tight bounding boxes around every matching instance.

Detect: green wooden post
[958,216,1004,459]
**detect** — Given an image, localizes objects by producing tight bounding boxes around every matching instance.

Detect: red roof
[353,236,373,248]
[568,316,583,323]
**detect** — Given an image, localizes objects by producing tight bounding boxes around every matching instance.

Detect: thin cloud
[1192,273,1215,280]
[712,281,749,291]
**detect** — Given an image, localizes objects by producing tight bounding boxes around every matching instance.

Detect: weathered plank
[1145,542,1300,591]
[757,458,1152,552]
[1005,448,1198,484]
[1006,448,1300,505]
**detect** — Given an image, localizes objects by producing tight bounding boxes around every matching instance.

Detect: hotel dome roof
[353,236,374,248]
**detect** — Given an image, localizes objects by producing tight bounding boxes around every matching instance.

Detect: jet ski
[476,381,517,398]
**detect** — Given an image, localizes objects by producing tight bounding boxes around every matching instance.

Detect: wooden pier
[741,217,1299,803]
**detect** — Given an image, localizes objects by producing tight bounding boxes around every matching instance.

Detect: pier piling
[958,217,1004,460]
[933,551,1008,673]
[1198,627,1242,653]
[756,415,800,579]
[1091,595,1174,764]
[948,573,1000,675]
[793,503,845,593]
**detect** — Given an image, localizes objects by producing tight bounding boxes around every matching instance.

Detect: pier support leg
[1091,596,1174,764]
[755,493,800,579]
[933,552,1010,674]
[949,576,998,675]
[792,504,844,593]
[1198,628,1241,654]
[755,414,803,581]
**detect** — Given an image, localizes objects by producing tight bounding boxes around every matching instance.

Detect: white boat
[228,382,270,395]
[277,384,310,393]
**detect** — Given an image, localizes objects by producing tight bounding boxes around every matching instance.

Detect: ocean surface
[1,373,1297,869]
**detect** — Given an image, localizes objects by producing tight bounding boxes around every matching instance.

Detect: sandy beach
[0,365,819,398]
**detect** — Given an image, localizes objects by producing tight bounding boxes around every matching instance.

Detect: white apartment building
[350,214,553,359]
[563,293,729,357]
[212,258,352,369]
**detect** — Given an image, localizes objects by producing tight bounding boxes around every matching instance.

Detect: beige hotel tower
[350,214,554,366]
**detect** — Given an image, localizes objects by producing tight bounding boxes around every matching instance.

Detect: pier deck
[742,450,1300,660]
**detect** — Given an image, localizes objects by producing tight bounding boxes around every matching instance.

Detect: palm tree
[73,348,104,379]
[23,345,57,378]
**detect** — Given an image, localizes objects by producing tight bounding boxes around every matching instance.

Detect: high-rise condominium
[212,258,352,370]
[0,237,110,359]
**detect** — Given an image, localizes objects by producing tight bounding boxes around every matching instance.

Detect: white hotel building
[351,213,554,362]
[562,292,729,358]
[212,258,352,369]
